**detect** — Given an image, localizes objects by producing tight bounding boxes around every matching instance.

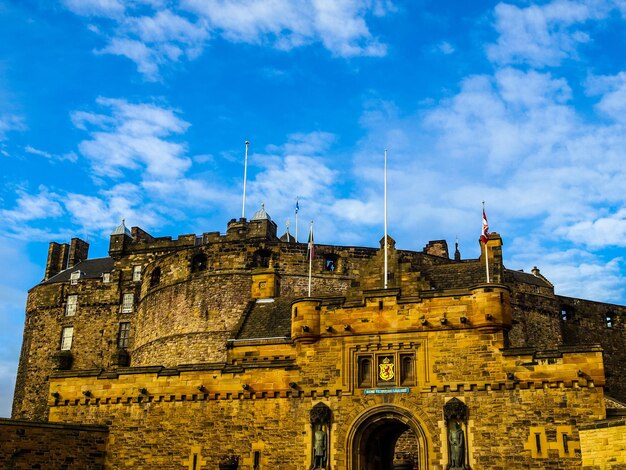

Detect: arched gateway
[347,406,430,470]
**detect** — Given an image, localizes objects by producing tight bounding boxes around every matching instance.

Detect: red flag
[481,208,489,244]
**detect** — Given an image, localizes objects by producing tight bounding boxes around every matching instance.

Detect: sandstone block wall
[579,418,626,469]
[0,418,107,469]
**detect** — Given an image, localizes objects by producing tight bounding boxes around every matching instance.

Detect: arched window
[150,267,161,287]
[191,253,208,273]
[358,356,372,388]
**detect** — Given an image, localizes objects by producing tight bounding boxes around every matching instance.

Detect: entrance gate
[347,406,429,470]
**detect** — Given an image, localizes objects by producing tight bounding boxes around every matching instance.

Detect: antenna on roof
[242,141,250,219]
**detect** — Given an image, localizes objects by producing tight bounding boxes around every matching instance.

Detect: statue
[313,425,327,469]
[448,421,465,469]
[310,403,331,469]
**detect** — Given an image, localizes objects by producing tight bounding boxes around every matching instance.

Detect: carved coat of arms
[379,357,394,381]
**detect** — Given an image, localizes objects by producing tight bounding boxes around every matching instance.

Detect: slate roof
[235,297,292,340]
[506,269,553,288]
[41,257,115,285]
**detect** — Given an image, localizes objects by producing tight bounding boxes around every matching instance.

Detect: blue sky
[2,0,626,417]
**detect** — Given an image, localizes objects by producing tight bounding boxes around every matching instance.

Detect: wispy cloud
[63,0,392,79]
[72,97,191,179]
[24,145,78,162]
[0,114,25,140]
[487,0,611,67]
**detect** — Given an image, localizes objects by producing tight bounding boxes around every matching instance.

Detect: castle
[2,206,626,469]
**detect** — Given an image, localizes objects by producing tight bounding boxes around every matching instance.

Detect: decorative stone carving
[310,402,332,426]
[444,398,468,424]
[310,403,331,469]
[444,398,469,470]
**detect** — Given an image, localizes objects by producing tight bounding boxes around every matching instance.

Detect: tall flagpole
[384,149,388,289]
[482,201,491,283]
[295,197,300,243]
[308,221,314,297]
[242,140,250,219]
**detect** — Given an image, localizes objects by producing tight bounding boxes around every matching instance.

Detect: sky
[1,0,626,417]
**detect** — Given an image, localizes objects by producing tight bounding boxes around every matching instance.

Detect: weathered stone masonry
[7,210,626,469]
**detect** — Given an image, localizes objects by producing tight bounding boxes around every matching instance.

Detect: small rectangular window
[70,271,81,285]
[121,293,134,313]
[562,433,569,454]
[133,265,142,282]
[400,354,415,385]
[65,295,77,316]
[118,322,130,348]
[606,313,615,328]
[358,356,373,388]
[102,272,111,283]
[535,433,542,453]
[60,326,74,350]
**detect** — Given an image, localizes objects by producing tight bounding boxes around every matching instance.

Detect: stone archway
[347,406,429,470]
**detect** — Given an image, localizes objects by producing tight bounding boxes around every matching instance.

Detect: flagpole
[384,149,388,289]
[483,201,490,283]
[295,197,299,243]
[242,140,249,219]
[308,221,313,297]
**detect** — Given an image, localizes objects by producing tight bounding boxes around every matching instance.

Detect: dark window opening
[358,357,372,388]
[562,434,569,454]
[150,267,161,287]
[560,308,573,322]
[191,254,208,272]
[535,434,542,453]
[254,451,260,470]
[400,354,414,385]
[253,249,272,268]
[324,254,338,272]
[606,312,615,328]
[118,322,130,349]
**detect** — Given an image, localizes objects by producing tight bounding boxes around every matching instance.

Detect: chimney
[68,238,89,268]
[44,242,69,280]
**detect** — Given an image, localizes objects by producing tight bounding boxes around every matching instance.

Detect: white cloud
[0,114,25,140]
[72,97,191,179]
[62,0,126,18]
[436,41,455,55]
[559,209,626,247]
[1,188,64,223]
[64,183,164,235]
[487,0,611,67]
[65,0,391,78]
[24,145,78,162]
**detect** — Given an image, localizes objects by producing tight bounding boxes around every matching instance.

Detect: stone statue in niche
[310,402,331,470]
[313,424,327,469]
[444,398,469,470]
[448,421,465,469]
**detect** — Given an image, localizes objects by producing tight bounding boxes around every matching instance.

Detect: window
[70,271,81,285]
[133,265,142,282]
[606,312,615,328]
[65,295,77,316]
[60,327,74,350]
[118,322,130,348]
[150,268,161,287]
[191,254,208,272]
[252,249,271,268]
[102,272,111,283]
[121,293,134,313]
[560,308,573,321]
[400,354,415,385]
[324,254,338,272]
[358,356,373,388]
